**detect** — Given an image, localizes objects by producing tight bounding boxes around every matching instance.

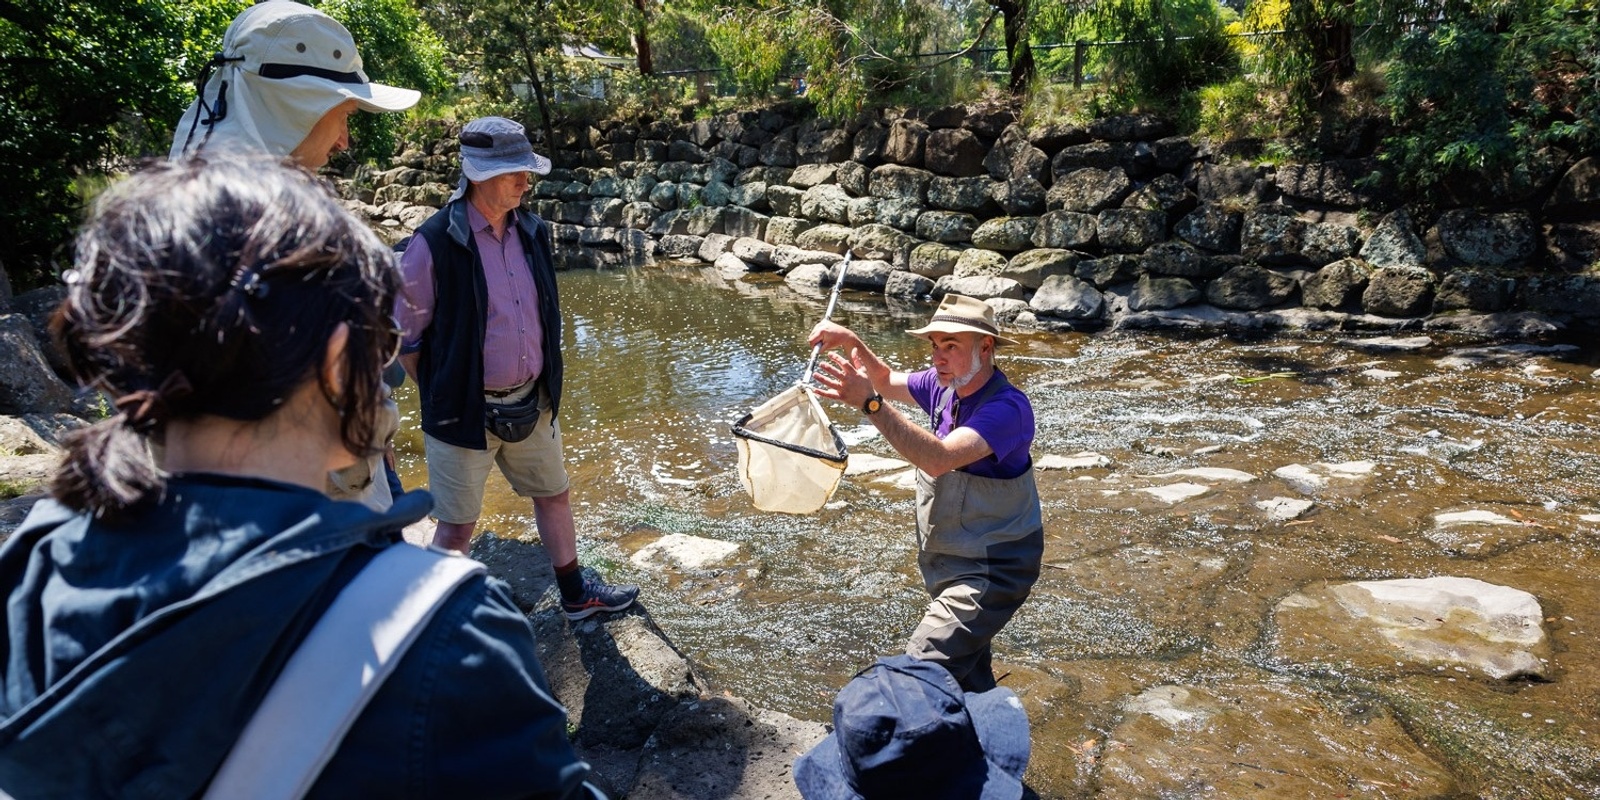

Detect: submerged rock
[1273,576,1549,680]
[631,533,742,571]
[1099,680,1457,797]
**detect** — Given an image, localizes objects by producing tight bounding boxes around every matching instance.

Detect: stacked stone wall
[343,103,1600,335]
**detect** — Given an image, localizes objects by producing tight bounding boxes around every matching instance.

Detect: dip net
[732,380,848,515]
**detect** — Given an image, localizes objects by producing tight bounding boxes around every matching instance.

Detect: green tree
[0,0,186,288]
[320,0,452,161]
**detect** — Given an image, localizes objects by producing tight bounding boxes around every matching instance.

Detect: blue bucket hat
[794,655,1030,800]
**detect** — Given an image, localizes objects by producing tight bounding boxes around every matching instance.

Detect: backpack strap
[203,545,486,800]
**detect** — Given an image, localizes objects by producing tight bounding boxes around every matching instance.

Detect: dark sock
[555,559,585,602]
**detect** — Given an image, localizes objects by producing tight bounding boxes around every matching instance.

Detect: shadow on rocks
[469,532,827,800]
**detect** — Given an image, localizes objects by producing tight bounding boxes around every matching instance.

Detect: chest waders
[906,383,1044,693]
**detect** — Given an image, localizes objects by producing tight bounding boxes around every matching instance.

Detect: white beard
[941,351,984,390]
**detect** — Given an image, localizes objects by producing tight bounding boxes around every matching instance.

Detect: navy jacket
[411,200,564,449]
[0,476,599,799]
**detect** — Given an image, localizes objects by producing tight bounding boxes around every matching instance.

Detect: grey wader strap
[203,545,486,800]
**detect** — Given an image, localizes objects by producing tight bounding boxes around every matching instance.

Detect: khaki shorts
[423,384,570,524]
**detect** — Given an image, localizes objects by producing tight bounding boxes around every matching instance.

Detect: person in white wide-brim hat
[808,293,1043,693]
[170,0,420,168]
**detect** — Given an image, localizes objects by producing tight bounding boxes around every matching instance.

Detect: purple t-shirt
[906,367,1034,480]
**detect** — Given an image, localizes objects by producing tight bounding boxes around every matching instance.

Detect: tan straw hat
[906,294,1018,346]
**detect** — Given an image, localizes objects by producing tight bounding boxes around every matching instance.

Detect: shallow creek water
[394,264,1600,798]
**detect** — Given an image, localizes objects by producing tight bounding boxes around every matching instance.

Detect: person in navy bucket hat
[794,654,1031,799]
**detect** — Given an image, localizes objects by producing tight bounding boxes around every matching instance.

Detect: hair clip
[231,270,270,299]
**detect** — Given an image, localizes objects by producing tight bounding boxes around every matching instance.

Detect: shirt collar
[464,201,518,236]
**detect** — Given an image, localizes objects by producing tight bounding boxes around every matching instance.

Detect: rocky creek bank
[344,100,1600,342]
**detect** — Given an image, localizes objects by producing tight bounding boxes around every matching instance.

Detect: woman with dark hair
[0,158,603,799]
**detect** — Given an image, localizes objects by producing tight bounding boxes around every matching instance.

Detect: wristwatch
[862,393,884,415]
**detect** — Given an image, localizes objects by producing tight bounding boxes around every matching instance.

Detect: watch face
[865,396,882,414]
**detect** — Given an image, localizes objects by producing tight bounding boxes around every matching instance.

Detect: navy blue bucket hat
[794,655,1030,800]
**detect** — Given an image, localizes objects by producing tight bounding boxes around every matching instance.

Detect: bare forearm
[867,404,984,477]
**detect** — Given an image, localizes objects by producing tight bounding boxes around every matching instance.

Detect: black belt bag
[484,385,543,443]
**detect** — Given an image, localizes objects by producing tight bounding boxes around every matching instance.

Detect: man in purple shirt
[397,116,637,620]
[809,294,1044,691]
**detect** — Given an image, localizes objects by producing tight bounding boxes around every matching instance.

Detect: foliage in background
[1377,0,1599,200]
[1032,0,1240,120]
[320,0,453,161]
[0,0,186,289]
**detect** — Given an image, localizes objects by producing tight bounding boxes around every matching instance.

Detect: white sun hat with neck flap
[170,0,420,160]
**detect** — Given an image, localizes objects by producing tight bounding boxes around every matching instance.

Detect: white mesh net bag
[732,383,847,514]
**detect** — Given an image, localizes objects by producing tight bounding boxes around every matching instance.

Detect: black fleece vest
[410,200,564,450]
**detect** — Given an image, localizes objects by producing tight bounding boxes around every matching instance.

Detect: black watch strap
[862,393,884,415]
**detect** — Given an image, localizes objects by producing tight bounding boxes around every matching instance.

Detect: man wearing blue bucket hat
[794,655,1031,799]
[396,116,639,620]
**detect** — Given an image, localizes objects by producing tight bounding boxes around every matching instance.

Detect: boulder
[1434,209,1537,269]
[970,217,1038,253]
[851,123,888,165]
[927,176,999,214]
[620,202,660,230]
[991,178,1047,216]
[847,197,922,231]
[799,184,851,224]
[1032,210,1097,250]
[1301,221,1362,266]
[1075,255,1141,288]
[729,181,769,211]
[681,206,725,236]
[584,198,625,228]
[1051,141,1137,178]
[795,224,854,254]
[714,252,751,278]
[1029,274,1105,320]
[1544,156,1600,218]
[983,125,1049,184]
[1196,163,1269,200]
[935,275,1026,301]
[1517,274,1600,319]
[1096,209,1167,253]
[848,223,917,267]
[1046,167,1132,213]
[796,127,852,164]
[868,164,935,203]
[1362,266,1436,317]
[763,216,814,248]
[1359,208,1426,268]
[1272,576,1548,680]
[656,234,705,259]
[838,259,894,291]
[758,136,798,167]
[1300,258,1370,309]
[787,164,839,189]
[820,159,861,194]
[784,262,833,293]
[1205,264,1298,309]
[1141,241,1220,280]
[1274,159,1379,208]
[952,248,1009,279]
[730,237,776,269]
[924,128,987,177]
[1433,271,1515,313]
[0,315,75,414]
[885,270,936,299]
[765,185,804,217]
[649,181,680,211]
[908,242,962,279]
[883,119,929,166]
[1542,221,1600,272]
[772,246,844,271]
[1127,275,1200,311]
[1151,136,1197,172]
[1009,250,1086,291]
[1121,173,1196,220]
[1240,208,1308,265]
[697,233,736,262]
[916,211,979,243]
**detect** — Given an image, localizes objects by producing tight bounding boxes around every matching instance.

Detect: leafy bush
[1378,2,1599,200]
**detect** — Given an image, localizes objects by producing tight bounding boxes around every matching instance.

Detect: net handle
[801,253,853,385]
